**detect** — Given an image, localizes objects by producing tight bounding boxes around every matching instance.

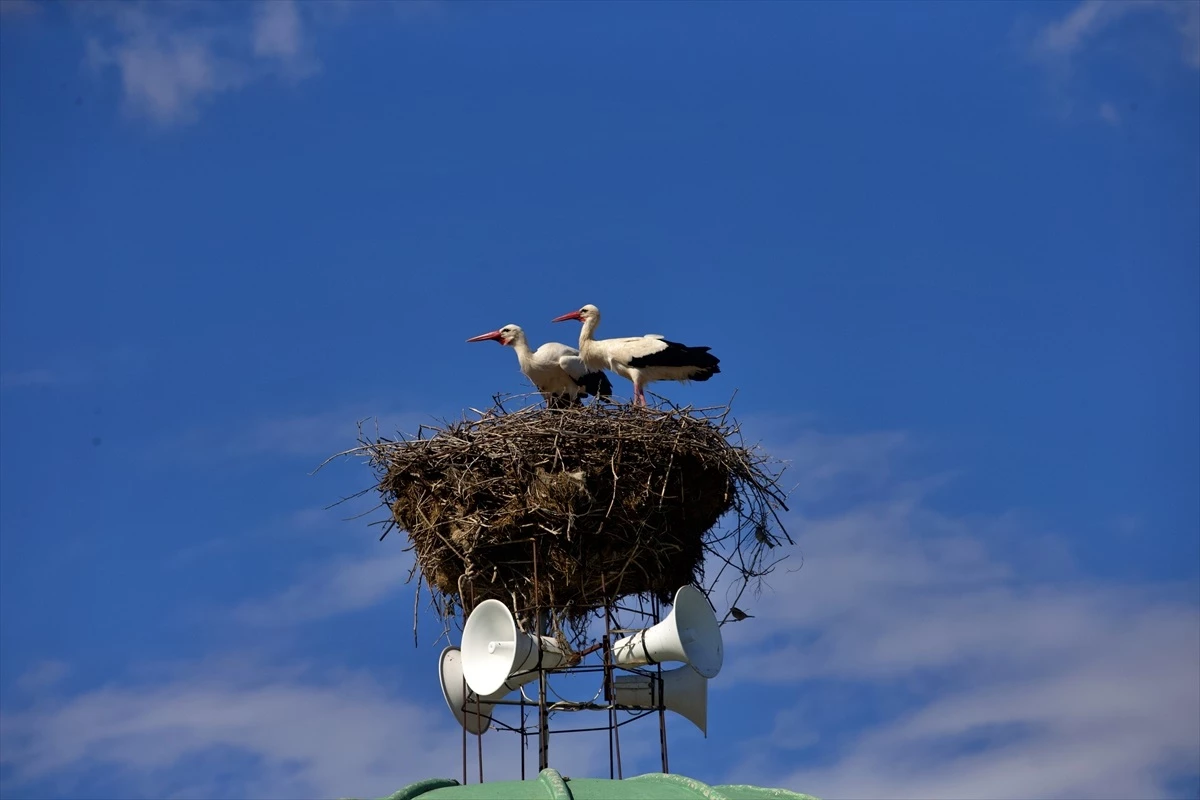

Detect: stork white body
[466,324,612,408]
[551,305,721,406]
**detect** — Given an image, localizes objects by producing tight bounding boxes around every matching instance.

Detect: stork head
[551,304,600,324]
[466,324,523,346]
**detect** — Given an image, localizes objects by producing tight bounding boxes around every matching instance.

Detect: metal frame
[452,540,675,783]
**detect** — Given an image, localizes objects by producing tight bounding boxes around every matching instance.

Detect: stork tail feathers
[576,370,614,399]
[627,340,722,380]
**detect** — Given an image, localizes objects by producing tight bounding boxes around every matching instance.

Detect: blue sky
[1,1,1197,798]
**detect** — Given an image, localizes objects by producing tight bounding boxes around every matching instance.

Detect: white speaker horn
[611,584,723,678]
[438,646,544,735]
[461,599,567,696]
[438,646,495,735]
[612,665,709,736]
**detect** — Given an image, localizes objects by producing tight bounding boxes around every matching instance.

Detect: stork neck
[578,315,599,349]
[510,336,533,366]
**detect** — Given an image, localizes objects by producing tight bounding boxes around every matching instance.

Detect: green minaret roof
[354,769,818,800]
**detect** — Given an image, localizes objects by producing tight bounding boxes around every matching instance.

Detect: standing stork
[466,324,613,408]
[551,304,721,406]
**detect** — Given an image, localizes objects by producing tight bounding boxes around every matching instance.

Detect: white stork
[551,304,721,406]
[466,324,613,408]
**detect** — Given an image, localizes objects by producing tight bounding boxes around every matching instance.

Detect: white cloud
[0,368,59,389]
[6,418,1196,799]
[764,428,918,508]
[1026,0,1200,126]
[14,661,70,693]
[233,545,414,626]
[252,0,301,60]
[1183,6,1200,69]
[158,406,432,463]
[82,1,318,127]
[235,409,406,459]
[1033,0,1200,70]
[1099,100,1121,125]
[713,426,1200,800]
[163,505,378,571]
[1033,0,1128,60]
[0,658,615,799]
[0,0,40,18]
[0,345,150,391]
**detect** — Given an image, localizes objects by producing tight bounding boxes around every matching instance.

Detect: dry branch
[336,396,792,645]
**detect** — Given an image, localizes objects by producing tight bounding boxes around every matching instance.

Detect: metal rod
[658,669,669,774]
[654,595,669,774]
[550,711,658,734]
[612,620,624,779]
[478,708,485,784]
[538,608,550,772]
[520,692,527,781]
[464,577,479,784]
[571,641,606,663]
[533,541,550,772]
[461,677,468,786]
[605,601,615,780]
[484,699,662,712]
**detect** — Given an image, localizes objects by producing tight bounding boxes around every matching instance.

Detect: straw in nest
[338,397,791,639]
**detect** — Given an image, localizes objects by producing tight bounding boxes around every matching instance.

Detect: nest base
[347,397,790,640]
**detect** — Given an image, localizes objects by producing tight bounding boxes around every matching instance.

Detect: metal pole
[658,666,669,774]
[612,636,624,778]
[461,677,468,785]
[604,602,615,780]
[537,609,550,771]
[654,596,669,773]
[532,540,550,773]
[605,589,624,779]
[478,712,485,784]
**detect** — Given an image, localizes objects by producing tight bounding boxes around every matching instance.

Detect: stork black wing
[574,370,614,399]
[627,340,721,373]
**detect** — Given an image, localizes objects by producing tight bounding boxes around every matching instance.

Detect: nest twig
[328,394,793,647]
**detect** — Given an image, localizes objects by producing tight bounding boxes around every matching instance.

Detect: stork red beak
[466,330,505,344]
[551,311,583,323]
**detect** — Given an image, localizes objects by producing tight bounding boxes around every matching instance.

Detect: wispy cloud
[0,368,59,390]
[233,546,414,626]
[1034,0,1129,61]
[1026,0,1200,126]
[1098,100,1121,126]
[9,416,1195,799]
[1033,0,1200,69]
[81,1,319,127]
[0,346,150,391]
[14,661,70,693]
[0,0,40,19]
[158,406,431,464]
[233,409,402,460]
[768,428,917,507]
[163,504,382,571]
[251,1,301,63]
[0,658,613,799]
[714,425,1200,800]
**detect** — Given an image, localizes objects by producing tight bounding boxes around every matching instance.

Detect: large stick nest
[337,396,792,639]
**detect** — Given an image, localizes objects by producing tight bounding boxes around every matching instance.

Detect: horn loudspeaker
[438,646,542,735]
[461,599,567,696]
[610,584,723,678]
[612,664,709,735]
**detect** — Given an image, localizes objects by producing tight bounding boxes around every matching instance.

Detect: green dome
[355,768,818,800]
